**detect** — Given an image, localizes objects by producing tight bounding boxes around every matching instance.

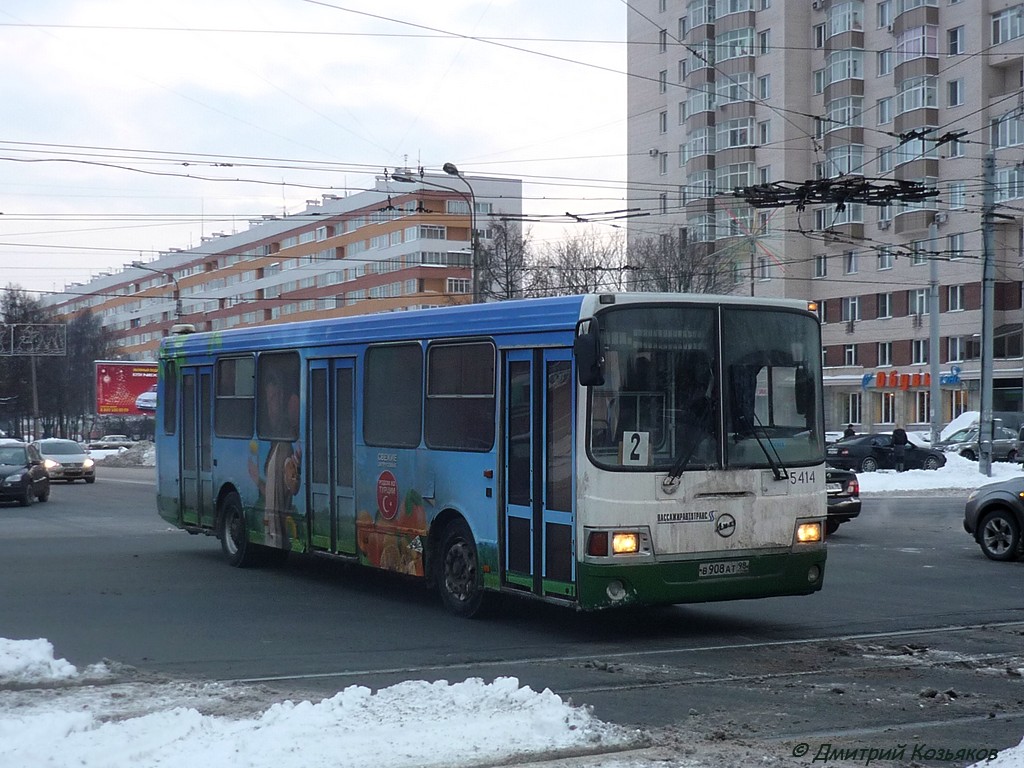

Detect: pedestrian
[843,424,856,438]
[892,424,909,472]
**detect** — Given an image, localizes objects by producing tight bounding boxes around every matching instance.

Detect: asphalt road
[1,466,1022,764]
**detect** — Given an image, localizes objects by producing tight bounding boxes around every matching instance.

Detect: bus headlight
[611,532,639,554]
[795,521,823,544]
[585,528,651,558]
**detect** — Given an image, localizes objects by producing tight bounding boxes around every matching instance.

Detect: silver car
[32,439,96,483]
[935,426,1019,462]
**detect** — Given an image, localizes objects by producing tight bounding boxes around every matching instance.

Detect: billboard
[95,361,158,416]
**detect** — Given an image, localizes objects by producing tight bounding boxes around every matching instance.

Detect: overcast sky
[0,1,629,296]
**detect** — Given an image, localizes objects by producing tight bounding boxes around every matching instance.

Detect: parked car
[826,433,946,472]
[825,467,861,535]
[963,477,1024,561]
[32,438,95,483]
[135,384,157,412]
[0,441,50,506]
[89,435,134,450]
[935,426,1019,462]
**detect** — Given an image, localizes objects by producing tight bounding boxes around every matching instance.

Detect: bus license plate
[698,560,750,578]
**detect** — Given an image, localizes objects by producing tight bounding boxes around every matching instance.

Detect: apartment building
[627,0,1024,432]
[45,173,522,359]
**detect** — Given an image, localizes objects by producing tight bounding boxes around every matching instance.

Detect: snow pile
[93,441,156,467]
[0,640,634,768]
[856,451,1023,494]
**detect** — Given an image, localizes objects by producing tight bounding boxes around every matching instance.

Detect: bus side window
[162,360,177,435]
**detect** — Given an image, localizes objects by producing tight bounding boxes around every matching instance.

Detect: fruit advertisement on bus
[95,361,158,416]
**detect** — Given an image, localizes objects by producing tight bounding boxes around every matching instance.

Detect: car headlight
[43,459,60,469]
[2,474,25,486]
[83,458,94,468]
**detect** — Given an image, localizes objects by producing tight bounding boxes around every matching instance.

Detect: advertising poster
[95,361,158,416]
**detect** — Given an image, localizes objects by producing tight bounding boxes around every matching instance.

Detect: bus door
[307,358,357,555]
[503,349,576,599]
[180,366,214,528]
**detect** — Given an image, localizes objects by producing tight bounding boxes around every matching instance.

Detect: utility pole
[979,153,996,476]
[928,218,941,445]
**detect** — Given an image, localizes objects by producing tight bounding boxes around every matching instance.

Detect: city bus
[155,293,827,616]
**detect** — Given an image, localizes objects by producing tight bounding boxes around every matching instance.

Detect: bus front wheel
[220,492,258,568]
[437,519,485,618]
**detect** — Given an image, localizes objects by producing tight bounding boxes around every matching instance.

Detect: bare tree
[626,229,737,295]
[528,229,624,297]
[478,221,531,300]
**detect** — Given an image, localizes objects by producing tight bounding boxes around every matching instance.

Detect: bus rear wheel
[220,492,258,567]
[437,519,485,618]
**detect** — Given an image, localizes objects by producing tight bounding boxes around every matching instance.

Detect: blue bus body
[155,293,827,614]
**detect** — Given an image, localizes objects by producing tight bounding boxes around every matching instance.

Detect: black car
[963,477,1024,561]
[825,433,945,472]
[825,467,861,535]
[0,441,51,506]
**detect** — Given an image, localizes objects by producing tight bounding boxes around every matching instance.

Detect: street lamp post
[132,261,183,321]
[442,163,480,304]
[392,166,480,304]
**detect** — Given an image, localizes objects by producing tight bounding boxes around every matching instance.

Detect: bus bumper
[576,548,826,611]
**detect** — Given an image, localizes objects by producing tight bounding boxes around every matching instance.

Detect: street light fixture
[442,163,480,304]
[132,261,183,321]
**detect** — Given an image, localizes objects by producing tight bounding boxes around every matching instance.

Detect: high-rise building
[44,173,522,358]
[627,0,1024,433]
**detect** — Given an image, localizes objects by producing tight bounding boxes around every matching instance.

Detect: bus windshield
[586,304,823,471]
[721,307,823,468]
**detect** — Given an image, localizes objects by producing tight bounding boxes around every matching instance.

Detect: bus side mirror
[574,319,604,387]
[795,365,814,416]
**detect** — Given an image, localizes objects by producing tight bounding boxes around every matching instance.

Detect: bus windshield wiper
[739,414,789,481]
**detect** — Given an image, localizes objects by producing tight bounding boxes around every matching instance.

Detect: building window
[878,146,895,173]
[814,254,828,278]
[944,182,966,210]
[877,0,892,28]
[947,232,965,259]
[758,74,771,99]
[896,76,937,114]
[911,241,928,266]
[950,389,968,420]
[878,341,893,366]
[814,24,827,48]
[757,256,771,280]
[758,120,771,145]
[842,295,861,322]
[659,69,667,93]
[948,136,965,157]
[718,118,755,148]
[844,251,858,274]
[679,16,689,38]
[894,25,938,65]
[878,249,894,271]
[877,97,893,125]
[947,79,964,107]
[659,28,668,52]
[758,29,771,54]
[826,50,863,85]
[915,391,930,423]
[912,339,929,365]
[993,111,1024,148]
[947,26,964,55]
[843,393,860,423]
[877,292,893,318]
[948,284,964,311]
[844,344,859,366]
[911,288,929,314]
[879,391,896,424]
[948,336,964,362]
[828,2,865,37]
[992,7,1024,45]
[877,49,893,76]
[717,28,755,60]
[659,110,668,134]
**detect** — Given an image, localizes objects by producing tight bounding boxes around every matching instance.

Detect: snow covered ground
[1,441,1016,766]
